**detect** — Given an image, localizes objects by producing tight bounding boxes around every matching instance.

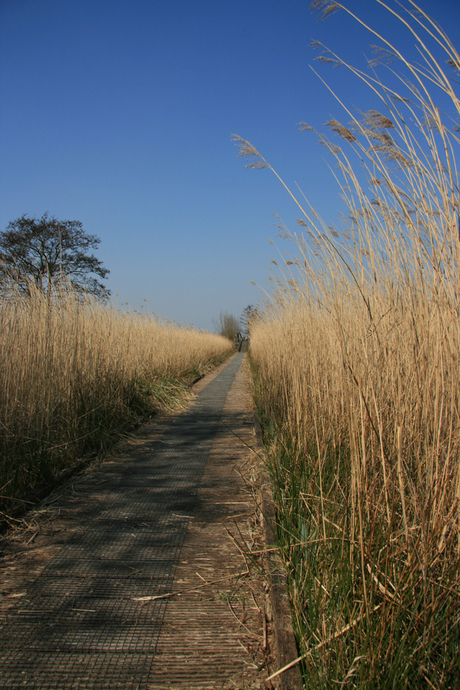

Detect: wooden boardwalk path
[0,353,300,689]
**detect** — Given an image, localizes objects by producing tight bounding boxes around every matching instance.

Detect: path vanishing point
[0,352,302,690]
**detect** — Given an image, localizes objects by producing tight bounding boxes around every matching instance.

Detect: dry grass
[239,1,460,686]
[0,286,232,507]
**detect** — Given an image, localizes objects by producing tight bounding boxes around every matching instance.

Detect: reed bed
[241,1,460,686]
[0,286,232,508]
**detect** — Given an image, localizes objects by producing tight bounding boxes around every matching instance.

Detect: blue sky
[1,0,459,331]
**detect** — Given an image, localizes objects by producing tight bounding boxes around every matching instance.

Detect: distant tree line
[214,311,241,340]
[214,305,260,342]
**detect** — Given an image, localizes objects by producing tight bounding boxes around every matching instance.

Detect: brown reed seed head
[231,134,268,169]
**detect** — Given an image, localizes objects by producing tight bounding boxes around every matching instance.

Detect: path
[0,353,285,689]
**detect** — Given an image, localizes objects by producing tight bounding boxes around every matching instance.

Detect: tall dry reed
[0,286,232,507]
[237,1,460,686]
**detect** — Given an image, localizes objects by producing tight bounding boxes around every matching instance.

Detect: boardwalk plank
[0,354,285,689]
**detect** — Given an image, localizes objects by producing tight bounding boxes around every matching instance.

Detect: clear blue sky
[1,0,459,331]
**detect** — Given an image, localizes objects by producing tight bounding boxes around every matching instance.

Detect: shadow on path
[0,354,249,689]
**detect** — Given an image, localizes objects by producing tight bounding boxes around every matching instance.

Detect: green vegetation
[241,1,460,686]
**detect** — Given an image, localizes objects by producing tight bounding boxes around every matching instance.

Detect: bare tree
[240,305,259,335]
[214,311,241,341]
[0,214,110,300]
